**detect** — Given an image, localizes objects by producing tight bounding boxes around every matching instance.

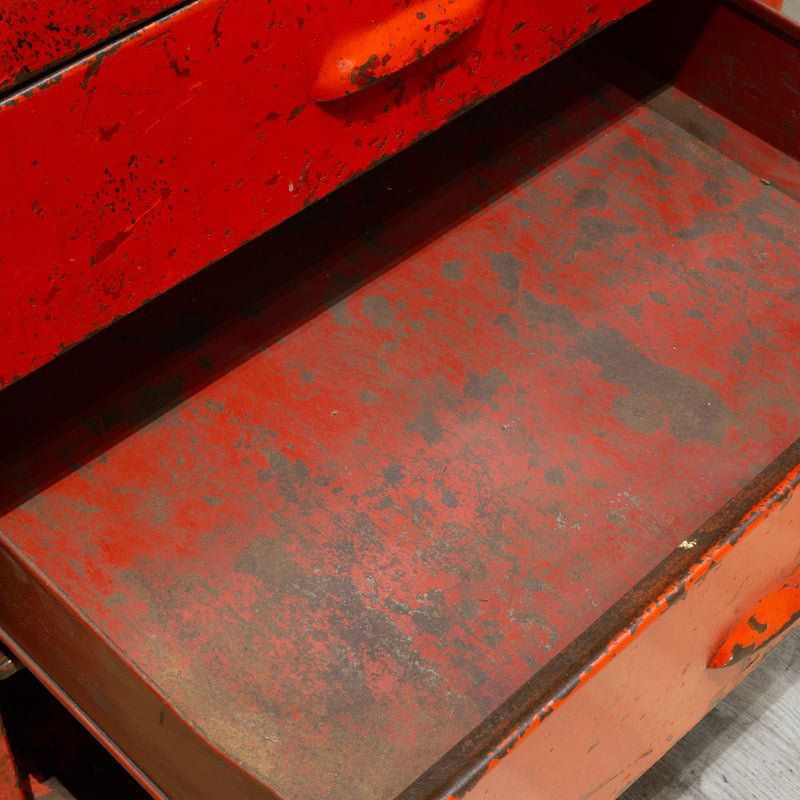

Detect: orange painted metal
[710,564,800,668]
[312,0,489,101]
[449,466,800,800]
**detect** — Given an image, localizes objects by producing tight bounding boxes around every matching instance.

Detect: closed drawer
[0,0,649,387]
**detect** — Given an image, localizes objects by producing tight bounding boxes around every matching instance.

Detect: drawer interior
[0,1,798,798]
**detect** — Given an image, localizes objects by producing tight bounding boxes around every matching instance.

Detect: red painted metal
[0,0,181,92]
[0,0,650,389]
[710,564,800,668]
[0,2,799,794]
[658,1,800,160]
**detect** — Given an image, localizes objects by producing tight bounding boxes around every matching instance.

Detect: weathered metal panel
[605,0,800,166]
[710,563,800,668]
[595,0,800,200]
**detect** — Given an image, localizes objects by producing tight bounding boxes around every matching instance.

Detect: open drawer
[0,0,799,798]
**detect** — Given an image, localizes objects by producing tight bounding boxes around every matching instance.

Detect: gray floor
[784,0,800,23]
[620,629,800,799]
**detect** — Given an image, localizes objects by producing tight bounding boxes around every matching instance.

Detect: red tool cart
[1,0,799,797]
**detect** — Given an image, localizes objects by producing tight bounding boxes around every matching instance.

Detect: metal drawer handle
[709,564,800,668]
[312,0,489,102]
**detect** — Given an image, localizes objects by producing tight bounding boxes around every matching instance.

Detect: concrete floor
[783,0,800,22]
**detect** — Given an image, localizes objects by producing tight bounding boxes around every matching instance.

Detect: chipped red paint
[0,0,650,389]
[710,563,800,667]
[0,0,181,91]
[312,0,489,101]
[0,2,799,794]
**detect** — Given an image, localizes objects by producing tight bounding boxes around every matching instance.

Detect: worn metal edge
[395,437,800,800]
[0,627,169,800]
[0,540,286,800]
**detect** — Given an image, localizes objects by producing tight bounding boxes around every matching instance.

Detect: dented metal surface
[0,0,649,388]
[1,4,800,794]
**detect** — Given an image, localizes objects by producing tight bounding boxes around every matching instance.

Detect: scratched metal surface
[1,42,800,800]
[0,0,649,388]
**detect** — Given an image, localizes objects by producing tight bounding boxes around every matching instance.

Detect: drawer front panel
[0,0,648,387]
[451,467,800,800]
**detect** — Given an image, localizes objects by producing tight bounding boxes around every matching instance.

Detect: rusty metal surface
[1,8,800,799]
[0,0,649,389]
[403,438,800,800]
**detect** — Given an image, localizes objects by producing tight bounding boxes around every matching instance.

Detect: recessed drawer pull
[312,0,489,102]
[709,565,800,668]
